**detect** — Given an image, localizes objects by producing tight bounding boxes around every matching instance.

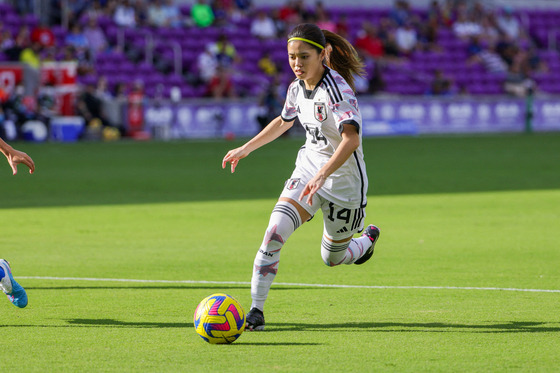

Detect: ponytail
[287,23,365,92]
[322,29,365,93]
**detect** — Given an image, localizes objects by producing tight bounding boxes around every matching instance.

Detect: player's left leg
[319,202,379,266]
[250,198,312,318]
[0,259,28,308]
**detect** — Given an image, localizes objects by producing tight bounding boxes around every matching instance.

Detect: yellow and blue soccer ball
[193,293,246,344]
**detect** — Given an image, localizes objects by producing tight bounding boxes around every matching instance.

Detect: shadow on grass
[267,321,560,334]
[3,320,557,336]
[67,318,191,328]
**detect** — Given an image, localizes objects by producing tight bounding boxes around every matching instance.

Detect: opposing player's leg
[320,202,380,266]
[0,259,28,308]
[248,177,316,331]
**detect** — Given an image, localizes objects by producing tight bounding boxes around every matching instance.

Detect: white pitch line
[18,276,560,293]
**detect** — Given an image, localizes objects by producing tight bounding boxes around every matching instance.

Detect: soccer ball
[193,293,246,344]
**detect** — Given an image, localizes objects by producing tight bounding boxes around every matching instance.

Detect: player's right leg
[0,259,28,308]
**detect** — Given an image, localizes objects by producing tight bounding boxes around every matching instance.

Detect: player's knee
[320,239,348,267]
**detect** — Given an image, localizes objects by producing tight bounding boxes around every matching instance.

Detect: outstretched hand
[6,149,35,175]
[298,174,326,206]
[222,146,250,173]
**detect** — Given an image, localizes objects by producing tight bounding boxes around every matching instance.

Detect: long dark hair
[287,23,365,92]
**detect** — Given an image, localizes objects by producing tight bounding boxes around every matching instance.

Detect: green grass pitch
[1,133,559,372]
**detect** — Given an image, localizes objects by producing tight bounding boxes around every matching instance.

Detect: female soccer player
[222,23,380,330]
[0,138,34,308]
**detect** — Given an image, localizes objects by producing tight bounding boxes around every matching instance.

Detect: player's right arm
[0,138,35,175]
[222,115,293,173]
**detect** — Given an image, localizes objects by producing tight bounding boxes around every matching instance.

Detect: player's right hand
[222,147,249,173]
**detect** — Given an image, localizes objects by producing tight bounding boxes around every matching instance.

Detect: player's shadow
[64,319,560,334]
[63,319,322,346]
[66,318,192,329]
[269,321,560,334]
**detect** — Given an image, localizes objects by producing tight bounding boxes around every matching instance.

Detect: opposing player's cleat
[245,308,265,331]
[0,259,28,308]
[354,225,380,265]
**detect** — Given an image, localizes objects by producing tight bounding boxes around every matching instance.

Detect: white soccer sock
[321,235,372,266]
[345,235,373,264]
[251,201,301,311]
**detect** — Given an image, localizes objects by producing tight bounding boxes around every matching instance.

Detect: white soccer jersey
[281,67,368,209]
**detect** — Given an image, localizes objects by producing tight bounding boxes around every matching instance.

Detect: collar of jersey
[298,65,330,100]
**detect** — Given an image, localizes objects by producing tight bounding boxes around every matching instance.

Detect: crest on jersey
[286,178,300,190]
[314,102,327,122]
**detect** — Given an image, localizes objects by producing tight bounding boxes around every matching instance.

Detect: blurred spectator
[467,44,508,74]
[256,76,284,129]
[278,0,301,27]
[15,26,31,47]
[207,65,236,99]
[526,47,548,73]
[452,12,482,40]
[133,0,149,27]
[77,82,111,129]
[315,2,336,32]
[162,0,182,27]
[4,29,29,61]
[479,14,500,49]
[86,0,108,20]
[496,6,523,42]
[429,69,453,95]
[235,0,253,14]
[466,35,483,58]
[270,9,286,38]
[0,30,14,52]
[427,0,452,27]
[212,0,234,28]
[19,42,42,70]
[67,0,91,21]
[368,62,385,94]
[196,46,218,84]
[31,23,55,48]
[84,16,109,57]
[148,0,167,27]
[209,33,240,69]
[96,76,124,132]
[251,11,277,40]
[292,0,311,22]
[113,0,137,28]
[395,21,417,56]
[258,51,278,76]
[335,14,349,39]
[20,41,43,96]
[65,23,90,61]
[504,59,534,97]
[62,45,93,76]
[191,0,215,28]
[389,0,411,27]
[355,22,385,62]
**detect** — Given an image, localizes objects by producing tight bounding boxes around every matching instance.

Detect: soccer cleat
[354,225,380,265]
[0,259,28,308]
[245,308,265,331]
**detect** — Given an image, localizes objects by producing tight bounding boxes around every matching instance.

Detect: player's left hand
[299,174,326,206]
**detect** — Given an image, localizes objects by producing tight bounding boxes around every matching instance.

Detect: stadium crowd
[0,0,557,139]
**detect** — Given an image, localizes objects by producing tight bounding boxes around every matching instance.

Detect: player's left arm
[299,123,359,205]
